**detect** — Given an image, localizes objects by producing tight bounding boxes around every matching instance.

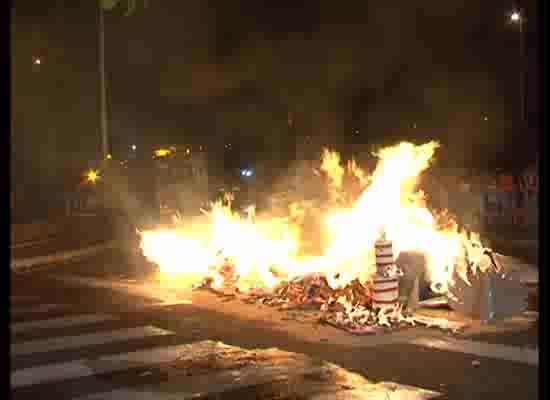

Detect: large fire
[140,141,483,295]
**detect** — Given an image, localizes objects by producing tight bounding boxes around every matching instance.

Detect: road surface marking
[11,314,118,334]
[73,388,193,400]
[11,237,55,249]
[12,339,441,400]
[71,382,442,400]
[10,295,40,302]
[411,337,538,366]
[11,241,116,271]
[11,338,443,400]
[146,299,194,308]
[11,326,172,357]
[309,383,442,400]
[524,311,539,318]
[11,304,65,317]
[11,341,197,389]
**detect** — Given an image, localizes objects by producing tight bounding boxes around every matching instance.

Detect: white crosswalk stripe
[73,388,189,400]
[10,299,177,393]
[410,337,538,366]
[11,314,118,334]
[10,295,41,302]
[11,303,65,317]
[12,342,189,389]
[12,325,172,357]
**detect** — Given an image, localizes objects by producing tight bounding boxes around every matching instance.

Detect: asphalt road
[11,253,540,400]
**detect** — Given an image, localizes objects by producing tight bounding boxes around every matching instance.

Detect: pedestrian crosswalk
[10,295,181,396]
[12,342,192,389]
[10,293,536,399]
[410,336,539,366]
[12,325,172,358]
[12,314,117,334]
[11,303,65,317]
[9,294,434,399]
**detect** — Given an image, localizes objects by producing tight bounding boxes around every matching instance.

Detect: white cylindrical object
[372,274,399,308]
[375,239,394,273]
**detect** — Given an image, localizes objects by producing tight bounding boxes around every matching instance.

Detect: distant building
[470,155,538,232]
[514,158,538,227]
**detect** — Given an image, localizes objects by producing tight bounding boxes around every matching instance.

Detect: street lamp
[85,169,100,184]
[509,9,525,128]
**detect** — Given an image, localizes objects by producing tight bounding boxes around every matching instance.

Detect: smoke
[12,0,535,227]
[183,0,509,166]
[99,164,149,224]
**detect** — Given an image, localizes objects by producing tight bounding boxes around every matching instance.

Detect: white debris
[411,315,468,333]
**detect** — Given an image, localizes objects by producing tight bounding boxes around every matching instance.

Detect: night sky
[11,0,540,186]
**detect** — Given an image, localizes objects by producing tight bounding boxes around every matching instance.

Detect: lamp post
[99,5,109,165]
[510,10,525,130]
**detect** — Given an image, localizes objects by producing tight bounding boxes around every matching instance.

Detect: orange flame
[140,141,478,295]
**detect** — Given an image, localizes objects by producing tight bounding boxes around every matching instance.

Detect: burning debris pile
[200,262,414,334]
[199,255,468,334]
[140,141,528,333]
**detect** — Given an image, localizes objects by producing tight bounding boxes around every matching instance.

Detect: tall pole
[511,10,526,131]
[518,15,525,128]
[99,5,109,162]
[10,9,16,211]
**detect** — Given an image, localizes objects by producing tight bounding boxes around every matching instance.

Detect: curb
[11,241,119,271]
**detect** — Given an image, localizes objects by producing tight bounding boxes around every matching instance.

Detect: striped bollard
[372,275,399,308]
[374,237,394,275]
[373,236,399,308]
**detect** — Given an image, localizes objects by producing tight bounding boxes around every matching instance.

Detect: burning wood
[198,269,421,334]
[195,249,525,334]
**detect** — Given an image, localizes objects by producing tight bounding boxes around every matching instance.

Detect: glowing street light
[241,169,254,177]
[86,169,100,184]
[154,148,171,157]
[33,57,41,65]
[510,11,521,22]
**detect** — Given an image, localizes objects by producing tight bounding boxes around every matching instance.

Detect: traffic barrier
[372,275,399,308]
